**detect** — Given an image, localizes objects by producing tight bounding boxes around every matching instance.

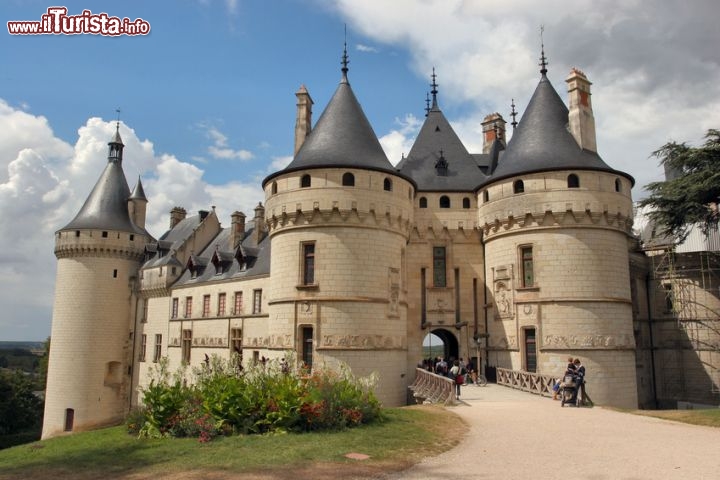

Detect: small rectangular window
[139,334,147,362]
[153,334,162,362]
[182,329,192,364]
[185,297,193,318]
[302,242,315,285]
[102,231,108,238]
[171,298,179,319]
[202,295,210,317]
[113,269,118,278]
[218,293,226,316]
[141,299,148,323]
[433,247,447,287]
[520,246,534,288]
[253,289,262,314]
[234,291,243,315]
[230,328,242,354]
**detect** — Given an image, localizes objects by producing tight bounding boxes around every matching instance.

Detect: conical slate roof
[400,106,486,191]
[263,74,396,185]
[60,131,143,234]
[485,74,629,185]
[129,176,147,201]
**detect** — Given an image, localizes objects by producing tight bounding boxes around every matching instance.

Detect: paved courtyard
[383,383,720,480]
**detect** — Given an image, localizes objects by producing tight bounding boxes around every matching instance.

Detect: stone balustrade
[408,368,457,405]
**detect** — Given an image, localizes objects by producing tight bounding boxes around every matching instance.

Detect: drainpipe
[645,273,659,408]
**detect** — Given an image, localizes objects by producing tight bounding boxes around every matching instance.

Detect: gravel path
[382,384,720,480]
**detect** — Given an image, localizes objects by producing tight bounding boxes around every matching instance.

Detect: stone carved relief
[388,267,400,316]
[494,281,513,319]
[321,334,404,349]
[191,337,228,347]
[543,334,635,349]
[300,301,313,316]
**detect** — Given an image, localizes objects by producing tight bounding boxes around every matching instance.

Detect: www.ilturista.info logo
[7,7,150,36]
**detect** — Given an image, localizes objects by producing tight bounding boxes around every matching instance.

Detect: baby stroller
[560,374,580,407]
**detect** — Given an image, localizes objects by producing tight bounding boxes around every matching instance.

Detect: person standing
[572,358,586,405]
[450,360,462,397]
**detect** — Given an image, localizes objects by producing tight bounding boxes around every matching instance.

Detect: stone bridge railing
[496,367,557,398]
[408,368,457,405]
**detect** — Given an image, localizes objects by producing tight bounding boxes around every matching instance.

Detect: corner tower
[477,56,637,407]
[262,48,415,406]
[43,124,151,438]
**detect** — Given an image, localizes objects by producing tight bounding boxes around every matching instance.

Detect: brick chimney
[229,211,246,250]
[169,206,187,229]
[294,85,313,155]
[566,68,597,152]
[481,113,506,153]
[253,202,265,245]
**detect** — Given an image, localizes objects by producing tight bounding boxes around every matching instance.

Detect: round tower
[477,64,638,408]
[263,51,415,407]
[42,125,151,438]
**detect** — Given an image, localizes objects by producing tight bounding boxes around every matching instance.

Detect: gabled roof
[263,71,401,186]
[484,74,632,186]
[399,107,486,191]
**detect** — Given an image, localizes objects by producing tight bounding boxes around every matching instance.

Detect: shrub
[133,355,382,442]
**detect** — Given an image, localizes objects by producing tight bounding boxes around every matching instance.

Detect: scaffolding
[648,246,720,396]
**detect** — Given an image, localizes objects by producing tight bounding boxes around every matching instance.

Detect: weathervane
[341,24,349,81]
[425,92,431,116]
[510,99,518,130]
[430,67,438,108]
[539,25,548,75]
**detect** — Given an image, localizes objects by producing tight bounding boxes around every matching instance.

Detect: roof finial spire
[430,67,438,108]
[425,92,431,117]
[539,25,548,76]
[510,98,518,130]
[341,24,349,83]
[115,107,121,131]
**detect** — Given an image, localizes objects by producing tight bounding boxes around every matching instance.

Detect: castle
[42,48,720,439]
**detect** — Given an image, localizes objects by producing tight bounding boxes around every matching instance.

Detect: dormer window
[342,172,355,186]
[513,180,524,194]
[300,174,311,188]
[435,150,448,176]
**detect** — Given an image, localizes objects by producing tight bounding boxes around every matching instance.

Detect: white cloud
[379,114,422,165]
[332,0,720,199]
[356,44,378,53]
[269,155,293,172]
[201,124,254,161]
[0,102,262,340]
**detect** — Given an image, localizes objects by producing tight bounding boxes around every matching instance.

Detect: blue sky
[2,0,719,341]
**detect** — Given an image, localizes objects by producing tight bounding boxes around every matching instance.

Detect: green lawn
[630,407,720,427]
[0,405,465,480]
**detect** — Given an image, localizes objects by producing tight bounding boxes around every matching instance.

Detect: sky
[1,0,719,341]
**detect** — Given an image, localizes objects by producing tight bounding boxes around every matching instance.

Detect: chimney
[481,113,507,154]
[169,206,187,229]
[294,85,313,155]
[566,68,597,152]
[229,211,246,250]
[253,202,265,245]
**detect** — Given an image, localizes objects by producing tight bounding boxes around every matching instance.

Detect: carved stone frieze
[543,333,635,349]
[320,334,405,350]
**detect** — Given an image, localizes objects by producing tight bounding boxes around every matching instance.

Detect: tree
[0,369,43,435]
[36,337,50,390]
[639,129,720,243]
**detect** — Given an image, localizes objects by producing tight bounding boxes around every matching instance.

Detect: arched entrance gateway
[424,328,460,364]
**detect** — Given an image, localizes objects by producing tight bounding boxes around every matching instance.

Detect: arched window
[300,174,311,188]
[462,197,471,209]
[384,178,393,191]
[483,190,489,203]
[342,172,355,186]
[419,197,427,208]
[513,180,524,194]
[439,196,450,208]
[271,181,277,195]
[615,178,621,192]
[567,174,579,188]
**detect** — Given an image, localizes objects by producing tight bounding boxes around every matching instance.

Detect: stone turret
[294,85,313,155]
[252,203,265,246]
[128,177,148,229]
[566,68,597,152]
[43,125,150,439]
